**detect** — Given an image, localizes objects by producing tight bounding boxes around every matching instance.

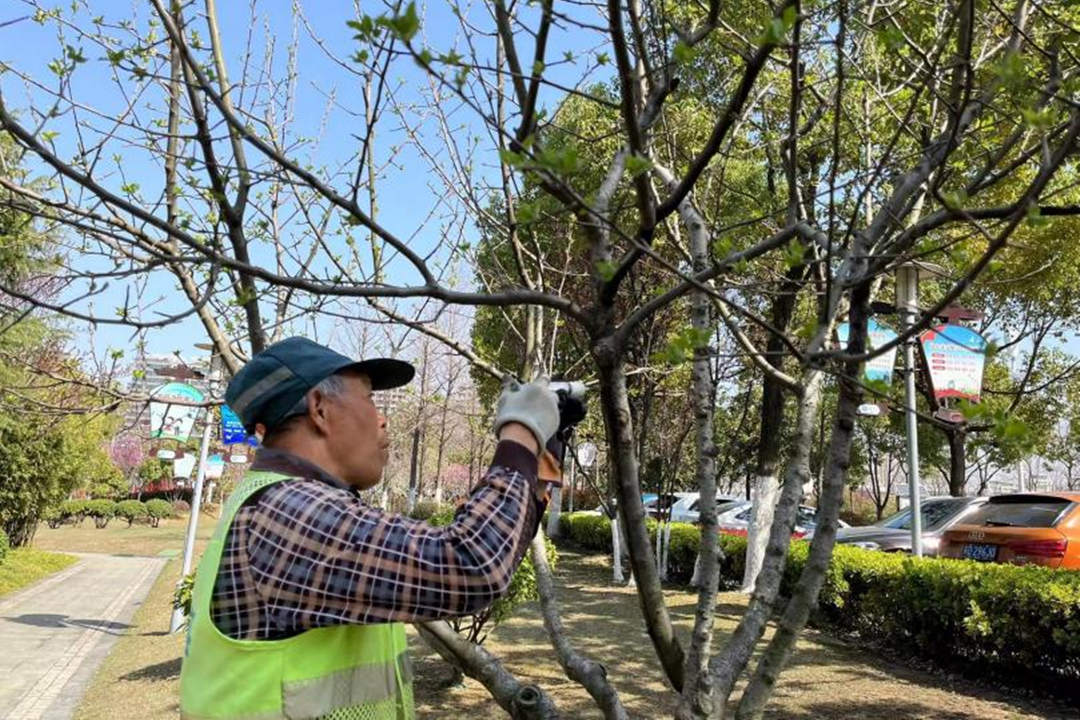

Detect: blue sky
[1,0,609,365]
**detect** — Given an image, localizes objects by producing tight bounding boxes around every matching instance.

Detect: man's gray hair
[281,372,348,422]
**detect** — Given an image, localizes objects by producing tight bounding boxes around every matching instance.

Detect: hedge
[0,527,8,565]
[782,543,1080,687]
[146,499,174,526]
[115,500,149,526]
[556,512,1080,690]
[84,499,117,528]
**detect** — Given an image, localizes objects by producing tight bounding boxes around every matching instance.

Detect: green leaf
[516,201,538,224]
[385,2,420,42]
[121,182,140,195]
[498,148,525,167]
[40,130,59,142]
[783,239,805,268]
[1025,204,1049,228]
[625,153,652,178]
[563,51,574,62]
[673,41,695,65]
[781,4,798,29]
[596,52,610,66]
[712,236,734,259]
[532,60,545,75]
[595,260,617,281]
[352,49,370,64]
[761,17,787,45]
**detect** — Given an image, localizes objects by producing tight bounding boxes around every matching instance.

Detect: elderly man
[179,337,565,720]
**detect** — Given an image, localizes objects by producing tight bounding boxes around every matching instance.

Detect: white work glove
[493,377,560,451]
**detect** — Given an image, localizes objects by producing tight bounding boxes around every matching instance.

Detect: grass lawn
[0,547,78,598]
[32,511,216,557]
[72,544,1075,720]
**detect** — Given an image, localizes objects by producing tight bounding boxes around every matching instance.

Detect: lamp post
[169,344,222,634]
[895,262,943,557]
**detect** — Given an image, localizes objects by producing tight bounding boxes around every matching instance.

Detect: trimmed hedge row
[43,498,177,529]
[783,542,1080,685]
[557,512,1080,687]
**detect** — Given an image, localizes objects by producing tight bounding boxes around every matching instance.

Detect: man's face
[324,371,388,489]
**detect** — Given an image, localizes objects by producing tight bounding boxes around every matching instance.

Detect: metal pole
[568,456,576,513]
[170,411,213,633]
[897,265,924,557]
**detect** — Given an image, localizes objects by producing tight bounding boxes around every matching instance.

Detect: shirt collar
[250,446,353,492]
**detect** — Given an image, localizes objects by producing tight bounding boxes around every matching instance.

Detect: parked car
[940,492,1080,569]
[836,496,987,555]
[667,492,740,524]
[713,501,848,539]
[643,492,678,519]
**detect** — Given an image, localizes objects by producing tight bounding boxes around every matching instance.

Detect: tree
[3,1,1080,718]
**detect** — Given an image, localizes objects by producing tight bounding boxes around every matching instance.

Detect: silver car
[836,496,988,555]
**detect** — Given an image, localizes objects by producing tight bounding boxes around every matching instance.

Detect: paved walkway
[0,553,167,720]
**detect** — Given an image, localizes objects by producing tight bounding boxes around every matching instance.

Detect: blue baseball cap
[225,337,414,432]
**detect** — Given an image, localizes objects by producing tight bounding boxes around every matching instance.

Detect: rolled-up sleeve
[243,440,543,632]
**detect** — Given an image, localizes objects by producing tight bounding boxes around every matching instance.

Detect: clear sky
[1,0,608,365]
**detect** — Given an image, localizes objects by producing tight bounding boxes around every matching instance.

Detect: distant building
[123,354,212,442]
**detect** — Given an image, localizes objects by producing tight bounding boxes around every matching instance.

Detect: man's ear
[307,388,332,436]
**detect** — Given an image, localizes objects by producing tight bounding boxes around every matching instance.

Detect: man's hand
[493,377,560,454]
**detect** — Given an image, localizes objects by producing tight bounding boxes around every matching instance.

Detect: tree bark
[735,285,871,720]
[742,265,807,593]
[416,621,560,719]
[595,348,685,692]
[948,426,967,496]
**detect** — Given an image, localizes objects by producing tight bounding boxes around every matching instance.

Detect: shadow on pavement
[119,658,182,683]
[3,613,131,635]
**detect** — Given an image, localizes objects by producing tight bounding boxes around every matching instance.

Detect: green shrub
[408,500,443,521]
[89,483,118,500]
[115,500,149,526]
[59,499,90,525]
[145,499,173,527]
[173,571,195,626]
[85,499,117,528]
[428,505,457,527]
[779,544,1080,685]
[562,517,1080,687]
[0,527,8,565]
[559,512,616,552]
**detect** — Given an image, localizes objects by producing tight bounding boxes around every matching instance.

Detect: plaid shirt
[210,441,543,640]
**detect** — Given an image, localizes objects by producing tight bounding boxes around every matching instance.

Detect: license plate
[963,543,998,562]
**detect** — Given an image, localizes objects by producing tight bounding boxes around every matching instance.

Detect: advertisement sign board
[836,319,899,384]
[919,324,988,402]
[149,382,204,441]
[221,404,259,446]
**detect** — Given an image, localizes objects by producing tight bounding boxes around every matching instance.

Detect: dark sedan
[836,496,987,555]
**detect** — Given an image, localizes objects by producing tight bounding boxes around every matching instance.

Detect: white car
[668,492,740,523]
[713,501,849,538]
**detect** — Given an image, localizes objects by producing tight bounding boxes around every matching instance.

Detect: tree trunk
[735,285,872,720]
[742,265,806,593]
[948,426,967,496]
[595,350,685,692]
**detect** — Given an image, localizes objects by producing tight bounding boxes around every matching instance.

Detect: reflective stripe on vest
[179,470,414,720]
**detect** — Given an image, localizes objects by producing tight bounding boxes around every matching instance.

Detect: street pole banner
[919,324,988,402]
[836,318,899,384]
[149,382,205,441]
[221,405,259,446]
[174,453,197,480]
[205,454,226,480]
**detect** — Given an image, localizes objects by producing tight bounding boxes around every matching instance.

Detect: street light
[895,261,944,558]
[169,343,222,634]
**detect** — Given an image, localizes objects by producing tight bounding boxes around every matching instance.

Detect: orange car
[940,492,1080,569]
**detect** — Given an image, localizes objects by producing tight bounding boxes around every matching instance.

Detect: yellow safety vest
[179,470,414,719]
